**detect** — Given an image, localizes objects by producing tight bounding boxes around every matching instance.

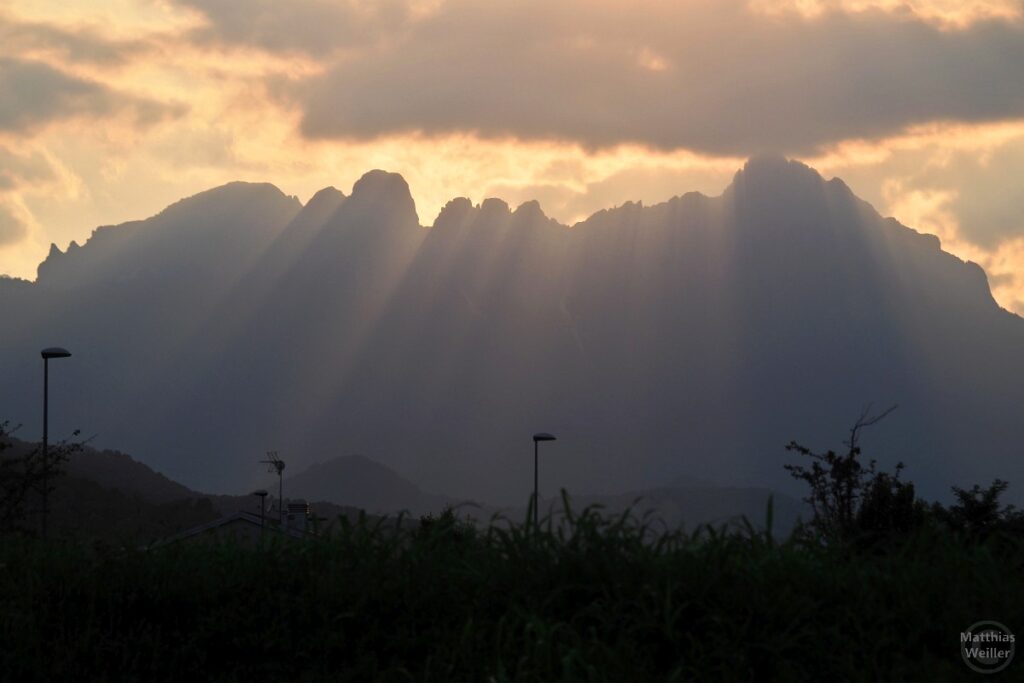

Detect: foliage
[1,493,1022,682]
[4,406,1023,680]
[784,405,923,543]
[931,479,1024,539]
[0,421,83,535]
[785,406,1024,547]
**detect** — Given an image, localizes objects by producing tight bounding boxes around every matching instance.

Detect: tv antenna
[260,450,285,523]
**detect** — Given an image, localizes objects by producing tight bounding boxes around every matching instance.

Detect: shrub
[784,405,923,543]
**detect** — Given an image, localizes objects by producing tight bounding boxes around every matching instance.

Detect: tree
[933,479,1024,539]
[0,420,83,536]
[784,405,920,543]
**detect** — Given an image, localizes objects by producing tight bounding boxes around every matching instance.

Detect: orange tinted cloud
[251,0,1024,154]
[1,0,1024,318]
[0,57,184,134]
[750,1,1022,28]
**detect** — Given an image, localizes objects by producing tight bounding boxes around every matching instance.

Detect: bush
[932,479,1024,540]
[1,496,1021,682]
[784,405,924,543]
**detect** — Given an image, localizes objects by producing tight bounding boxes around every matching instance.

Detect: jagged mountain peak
[432,196,476,231]
[478,197,512,218]
[298,170,421,235]
[290,186,346,231]
[737,153,817,180]
[511,199,549,221]
[306,185,346,206]
[152,180,300,223]
[347,170,417,216]
[4,157,1023,506]
[36,180,303,287]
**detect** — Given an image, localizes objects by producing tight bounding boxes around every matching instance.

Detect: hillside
[284,454,457,516]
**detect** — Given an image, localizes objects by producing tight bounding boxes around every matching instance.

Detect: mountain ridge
[16,156,1007,314]
[2,155,1022,506]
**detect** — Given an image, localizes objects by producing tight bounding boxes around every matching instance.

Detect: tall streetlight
[41,346,72,539]
[532,432,557,533]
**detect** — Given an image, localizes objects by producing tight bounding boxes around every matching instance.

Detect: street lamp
[532,432,557,532]
[40,346,72,539]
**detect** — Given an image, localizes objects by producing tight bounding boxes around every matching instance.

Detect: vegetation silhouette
[4,411,1024,680]
[786,405,1024,548]
[0,423,219,544]
[0,420,83,535]
[3,487,1022,680]
[933,479,1024,541]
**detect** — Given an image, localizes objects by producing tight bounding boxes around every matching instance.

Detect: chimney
[285,500,310,534]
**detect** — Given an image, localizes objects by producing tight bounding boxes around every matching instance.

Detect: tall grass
[1,494,1021,682]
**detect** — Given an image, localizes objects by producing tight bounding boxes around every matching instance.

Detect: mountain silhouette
[2,156,1022,505]
[284,455,456,516]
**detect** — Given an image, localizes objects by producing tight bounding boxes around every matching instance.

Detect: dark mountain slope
[284,455,455,516]
[2,156,1021,505]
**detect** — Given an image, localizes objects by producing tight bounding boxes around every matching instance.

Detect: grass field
[1,497,1020,682]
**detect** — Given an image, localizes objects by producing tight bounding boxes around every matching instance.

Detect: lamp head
[532,432,557,443]
[41,347,72,360]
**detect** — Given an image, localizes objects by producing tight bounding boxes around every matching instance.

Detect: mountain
[0,429,805,543]
[284,455,456,516]
[0,435,217,542]
[1,435,195,502]
[2,156,1023,505]
[0,435,368,542]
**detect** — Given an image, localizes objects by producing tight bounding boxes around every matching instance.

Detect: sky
[1,0,1024,313]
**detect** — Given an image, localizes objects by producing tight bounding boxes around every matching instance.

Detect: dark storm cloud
[179,0,1024,154]
[0,58,185,133]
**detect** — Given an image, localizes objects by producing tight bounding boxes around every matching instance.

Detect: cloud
[881,179,1024,314]
[808,122,1024,247]
[0,145,56,190]
[174,0,420,56]
[930,140,1024,248]
[4,0,1024,313]
[483,163,740,225]
[0,202,28,246]
[750,1,1023,28]
[0,15,151,65]
[0,58,184,134]
[217,0,1024,155]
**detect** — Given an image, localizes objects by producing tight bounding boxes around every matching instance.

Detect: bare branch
[845,403,898,450]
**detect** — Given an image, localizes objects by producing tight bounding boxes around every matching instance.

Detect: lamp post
[532,432,557,533]
[40,346,71,539]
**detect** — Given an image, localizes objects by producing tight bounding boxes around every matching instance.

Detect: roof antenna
[260,451,285,524]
